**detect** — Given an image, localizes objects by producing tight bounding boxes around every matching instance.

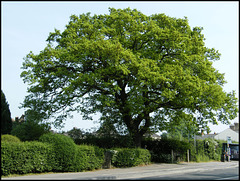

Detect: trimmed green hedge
[111,148,151,167]
[39,133,77,172]
[75,135,135,148]
[1,133,105,176]
[1,133,151,176]
[1,141,55,176]
[74,145,104,171]
[1,134,21,143]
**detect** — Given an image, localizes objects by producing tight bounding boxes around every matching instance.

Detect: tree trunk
[133,132,143,148]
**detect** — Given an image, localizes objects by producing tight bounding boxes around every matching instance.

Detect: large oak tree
[21,8,238,147]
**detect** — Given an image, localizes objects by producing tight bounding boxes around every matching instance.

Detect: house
[12,114,25,123]
[143,133,161,140]
[214,128,238,142]
[195,122,239,142]
[230,122,239,133]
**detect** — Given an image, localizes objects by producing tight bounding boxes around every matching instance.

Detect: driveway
[2,161,239,180]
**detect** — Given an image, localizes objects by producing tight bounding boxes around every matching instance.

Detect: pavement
[2,161,239,180]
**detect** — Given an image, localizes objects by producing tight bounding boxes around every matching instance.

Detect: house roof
[214,128,239,142]
[195,134,216,140]
[143,133,161,138]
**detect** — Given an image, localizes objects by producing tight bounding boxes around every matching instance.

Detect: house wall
[214,128,239,142]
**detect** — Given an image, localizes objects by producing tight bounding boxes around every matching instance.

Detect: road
[2,161,238,180]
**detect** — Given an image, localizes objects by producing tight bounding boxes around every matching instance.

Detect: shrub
[74,145,104,171]
[189,138,222,162]
[1,134,21,143]
[195,154,210,162]
[39,133,77,172]
[111,148,151,168]
[1,140,105,176]
[142,138,190,163]
[1,141,54,176]
[11,120,50,141]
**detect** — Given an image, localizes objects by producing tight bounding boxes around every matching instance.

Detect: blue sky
[1,1,239,133]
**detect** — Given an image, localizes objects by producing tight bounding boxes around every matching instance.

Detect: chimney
[234,122,239,131]
[15,117,19,123]
[230,124,235,131]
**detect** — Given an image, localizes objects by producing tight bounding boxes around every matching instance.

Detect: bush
[11,121,50,141]
[189,138,221,162]
[74,145,104,171]
[142,138,190,163]
[1,134,21,143]
[111,148,151,168]
[143,137,224,163]
[1,132,106,176]
[39,133,77,172]
[1,141,55,176]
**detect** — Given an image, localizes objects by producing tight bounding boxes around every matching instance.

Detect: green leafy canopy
[20,8,238,146]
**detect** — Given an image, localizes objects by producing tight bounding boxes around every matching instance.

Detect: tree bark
[133,132,143,148]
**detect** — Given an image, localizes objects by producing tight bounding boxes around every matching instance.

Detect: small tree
[11,120,50,141]
[66,127,85,140]
[1,90,12,134]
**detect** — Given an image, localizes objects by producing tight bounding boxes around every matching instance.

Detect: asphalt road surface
[2,161,238,180]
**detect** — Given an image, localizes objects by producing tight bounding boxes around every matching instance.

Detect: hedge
[1,133,152,176]
[74,145,104,171]
[1,134,21,143]
[1,141,55,176]
[75,134,135,148]
[39,133,77,172]
[142,138,190,163]
[111,148,151,167]
[1,133,105,176]
[188,138,223,162]
[142,138,224,163]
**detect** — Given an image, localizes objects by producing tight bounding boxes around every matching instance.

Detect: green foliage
[20,7,238,147]
[189,138,221,162]
[11,120,50,141]
[143,137,224,163]
[111,148,151,167]
[1,141,55,176]
[1,134,21,143]
[74,133,135,149]
[195,154,210,162]
[74,145,104,171]
[1,90,12,134]
[142,138,190,163]
[1,135,104,176]
[66,127,85,140]
[39,133,77,172]
[164,116,200,141]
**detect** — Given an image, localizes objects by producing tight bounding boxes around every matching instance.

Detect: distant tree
[96,120,120,137]
[66,127,85,140]
[165,114,199,140]
[161,132,168,139]
[1,90,12,134]
[11,119,50,141]
[20,8,238,147]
